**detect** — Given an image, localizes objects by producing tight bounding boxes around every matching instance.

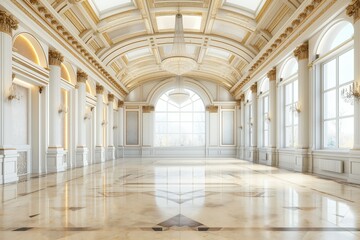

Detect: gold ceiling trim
[231,0,330,96]
[20,0,128,96]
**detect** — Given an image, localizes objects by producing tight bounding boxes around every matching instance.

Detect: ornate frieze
[0,10,18,35]
[49,50,64,66]
[347,0,360,22]
[294,42,309,60]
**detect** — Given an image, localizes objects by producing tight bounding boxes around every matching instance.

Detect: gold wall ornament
[142,105,155,113]
[206,105,218,113]
[251,83,257,93]
[108,94,114,102]
[267,68,276,81]
[118,100,124,108]
[49,49,64,66]
[96,85,104,94]
[77,70,88,83]
[0,10,18,35]
[294,42,309,60]
[347,0,360,22]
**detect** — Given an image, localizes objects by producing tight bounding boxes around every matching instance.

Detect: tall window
[322,49,354,148]
[154,89,205,146]
[318,21,354,149]
[260,78,269,147]
[281,57,298,148]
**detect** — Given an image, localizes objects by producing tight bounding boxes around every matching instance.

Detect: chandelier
[168,76,190,105]
[161,13,197,75]
[341,82,360,104]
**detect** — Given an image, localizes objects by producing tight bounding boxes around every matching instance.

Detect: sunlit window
[322,49,354,149]
[225,0,265,12]
[154,90,205,147]
[260,78,270,147]
[284,80,298,148]
[91,0,132,13]
[156,15,202,31]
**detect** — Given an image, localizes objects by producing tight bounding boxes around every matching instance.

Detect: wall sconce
[58,104,68,114]
[8,83,21,101]
[341,82,360,104]
[101,121,107,126]
[84,112,92,120]
[240,126,243,130]
[264,113,271,122]
[113,125,118,129]
[290,102,301,113]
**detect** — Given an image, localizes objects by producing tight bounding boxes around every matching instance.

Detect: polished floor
[1,158,360,239]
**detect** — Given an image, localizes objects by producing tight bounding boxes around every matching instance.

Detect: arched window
[318,21,354,149]
[281,57,298,148]
[260,78,269,147]
[13,33,47,68]
[154,89,205,147]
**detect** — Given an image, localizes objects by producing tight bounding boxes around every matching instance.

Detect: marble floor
[1,158,360,239]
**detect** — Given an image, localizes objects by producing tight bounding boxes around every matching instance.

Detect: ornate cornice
[206,105,218,113]
[0,10,18,35]
[118,100,124,108]
[108,94,114,102]
[96,85,104,94]
[49,49,64,66]
[294,42,309,60]
[251,83,257,93]
[142,105,154,113]
[77,70,88,83]
[267,68,276,81]
[347,0,360,22]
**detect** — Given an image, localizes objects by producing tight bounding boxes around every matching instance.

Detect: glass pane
[285,127,293,147]
[168,113,179,121]
[194,122,205,134]
[339,84,354,117]
[193,100,205,111]
[324,90,336,119]
[168,123,179,133]
[324,120,336,148]
[156,99,167,111]
[323,59,337,90]
[155,113,167,121]
[181,113,192,121]
[293,125,298,147]
[285,83,293,105]
[294,80,298,102]
[339,49,354,85]
[285,109,292,126]
[263,96,269,113]
[339,117,354,149]
[155,123,167,134]
[194,113,205,122]
[180,122,192,134]
[264,130,269,147]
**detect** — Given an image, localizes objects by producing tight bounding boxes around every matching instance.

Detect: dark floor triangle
[157,214,203,228]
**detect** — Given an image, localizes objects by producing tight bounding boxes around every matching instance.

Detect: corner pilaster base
[95,146,105,163]
[348,150,360,184]
[75,147,88,168]
[0,148,19,184]
[294,148,309,173]
[47,147,67,173]
[107,146,115,160]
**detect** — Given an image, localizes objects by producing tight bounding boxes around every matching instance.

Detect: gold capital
[77,70,88,83]
[250,83,257,93]
[240,94,245,102]
[347,0,360,22]
[0,11,18,36]
[118,100,124,108]
[49,50,64,66]
[206,105,218,113]
[142,105,154,113]
[294,42,309,60]
[96,85,104,94]
[267,68,277,81]
[108,94,114,102]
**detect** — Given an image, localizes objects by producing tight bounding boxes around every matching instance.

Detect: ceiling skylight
[156,15,202,31]
[225,0,264,12]
[91,0,132,13]
[126,48,151,61]
[207,48,230,59]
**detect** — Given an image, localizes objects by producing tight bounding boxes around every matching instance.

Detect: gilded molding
[267,68,276,81]
[206,105,218,113]
[0,10,18,35]
[77,70,88,83]
[142,105,154,113]
[96,85,104,94]
[108,94,114,102]
[49,49,64,66]
[240,94,245,102]
[251,83,257,93]
[347,0,360,22]
[118,100,124,108]
[294,42,309,60]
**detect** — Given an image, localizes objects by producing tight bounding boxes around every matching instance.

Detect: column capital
[250,83,257,93]
[77,70,88,83]
[49,50,64,66]
[294,42,309,60]
[96,85,104,94]
[267,68,277,81]
[206,105,218,113]
[0,10,18,36]
[347,0,360,22]
[142,105,154,113]
[240,94,245,102]
[108,93,114,102]
[118,100,124,108]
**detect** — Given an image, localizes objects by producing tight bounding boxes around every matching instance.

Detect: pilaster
[95,85,105,163]
[250,83,258,163]
[267,68,277,166]
[107,93,115,160]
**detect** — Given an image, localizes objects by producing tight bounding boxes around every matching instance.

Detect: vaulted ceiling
[48,0,305,92]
